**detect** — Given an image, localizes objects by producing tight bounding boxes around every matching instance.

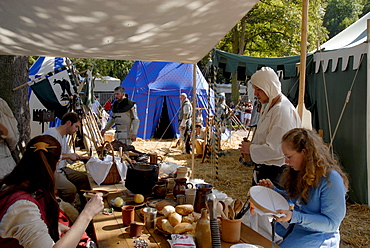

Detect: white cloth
[250,67,301,166]
[0,98,19,180]
[86,155,127,186]
[43,128,72,171]
[0,200,55,247]
[91,100,101,114]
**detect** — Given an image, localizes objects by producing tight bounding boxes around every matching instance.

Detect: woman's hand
[82,193,104,219]
[274,209,292,223]
[258,179,274,189]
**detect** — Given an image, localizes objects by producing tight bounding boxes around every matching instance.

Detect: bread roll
[156,216,166,229]
[162,205,176,217]
[181,215,194,224]
[161,218,174,233]
[175,204,194,215]
[168,212,182,226]
[173,222,195,234]
[155,199,177,212]
[191,212,201,222]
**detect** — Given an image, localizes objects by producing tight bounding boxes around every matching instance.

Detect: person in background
[178,93,192,154]
[258,128,349,248]
[43,112,91,206]
[244,100,253,127]
[101,86,140,145]
[91,95,101,115]
[194,123,206,158]
[104,96,113,112]
[0,134,104,247]
[0,97,19,180]
[239,67,301,187]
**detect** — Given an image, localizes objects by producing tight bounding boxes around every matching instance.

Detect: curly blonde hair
[281,128,349,204]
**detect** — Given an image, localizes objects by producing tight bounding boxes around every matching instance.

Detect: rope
[212,64,219,182]
[329,45,367,147]
[316,39,368,155]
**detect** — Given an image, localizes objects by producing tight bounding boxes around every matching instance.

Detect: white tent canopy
[314,11,370,73]
[0,0,258,63]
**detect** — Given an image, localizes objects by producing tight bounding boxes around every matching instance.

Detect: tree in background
[214,0,328,103]
[72,58,133,81]
[323,0,365,38]
[0,55,30,158]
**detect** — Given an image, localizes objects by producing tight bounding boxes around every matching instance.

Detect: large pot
[125,163,159,195]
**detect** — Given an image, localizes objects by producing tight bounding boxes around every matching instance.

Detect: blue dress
[275,170,346,248]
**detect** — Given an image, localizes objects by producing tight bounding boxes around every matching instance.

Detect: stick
[13,58,83,91]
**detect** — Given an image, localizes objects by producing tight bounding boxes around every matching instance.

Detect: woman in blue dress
[258,128,349,248]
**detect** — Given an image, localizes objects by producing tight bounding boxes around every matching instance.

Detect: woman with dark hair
[0,135,104,247]
[258,128,349,248]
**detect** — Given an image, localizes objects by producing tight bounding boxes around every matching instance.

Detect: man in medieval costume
[102,86,140,145]
[178,93,192,154]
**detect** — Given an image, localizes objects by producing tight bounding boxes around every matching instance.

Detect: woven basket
[100,142,121,185]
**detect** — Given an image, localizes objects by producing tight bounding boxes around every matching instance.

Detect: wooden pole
[191,64,197,179]
[297,0,309,118]
[366,19,370,206]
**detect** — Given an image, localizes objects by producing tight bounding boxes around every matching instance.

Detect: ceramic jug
[173,178,193,198]
[152,181,167,198]
[194,184,213,213]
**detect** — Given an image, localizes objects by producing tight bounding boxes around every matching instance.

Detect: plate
[231,244,263,248]
[83,190,109,199]
[249,186,289,214]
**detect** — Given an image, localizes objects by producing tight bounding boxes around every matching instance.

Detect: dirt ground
[131,130,370,248]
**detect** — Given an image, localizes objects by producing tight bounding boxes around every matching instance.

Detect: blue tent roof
[122,61,214,139]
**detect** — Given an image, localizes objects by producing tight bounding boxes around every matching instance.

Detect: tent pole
[367,19,370,206]
[191,64,197,179]
[297,0,309,119]
[143,89,151,140]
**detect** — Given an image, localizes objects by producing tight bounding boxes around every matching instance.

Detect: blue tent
[121,61,214,139]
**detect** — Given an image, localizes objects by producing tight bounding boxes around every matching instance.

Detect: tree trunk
[0,55,30,157]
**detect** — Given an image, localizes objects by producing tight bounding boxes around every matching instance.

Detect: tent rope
[316,41,368,152]
[329,46,367,147]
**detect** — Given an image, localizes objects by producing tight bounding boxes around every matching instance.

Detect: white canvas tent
[0,0,259,64]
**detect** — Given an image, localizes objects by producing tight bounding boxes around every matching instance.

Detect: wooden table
[89,178,280,248]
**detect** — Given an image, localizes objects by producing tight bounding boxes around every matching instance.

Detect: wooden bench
[88,177,280,248]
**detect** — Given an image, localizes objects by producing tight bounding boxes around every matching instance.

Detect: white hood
[250,67,281,100]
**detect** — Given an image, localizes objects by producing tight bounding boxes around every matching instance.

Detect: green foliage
[323,0,365,38]
[71,58,134,81]
[216,0,328,57]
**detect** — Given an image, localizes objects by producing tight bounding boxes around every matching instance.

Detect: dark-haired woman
[0,135,104,247]
[258,128,349,248]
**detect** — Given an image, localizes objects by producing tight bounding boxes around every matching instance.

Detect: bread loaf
[156,216,166,229]
[191,212,201,222]
[155,199,177,212]
[175,204,194,215]
[161,218,174,233]
[181,215,194,224]
[162,205,176,217]
[173,222,195,234]
[168,212,182,226]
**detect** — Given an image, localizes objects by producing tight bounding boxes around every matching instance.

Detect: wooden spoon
[219,200,228,217]
[233,199,243,216]
[228,204,235,220]
[217,201,228,219]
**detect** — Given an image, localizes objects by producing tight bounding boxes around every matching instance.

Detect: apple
[134,194,144,204]
[114,197,124,207]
